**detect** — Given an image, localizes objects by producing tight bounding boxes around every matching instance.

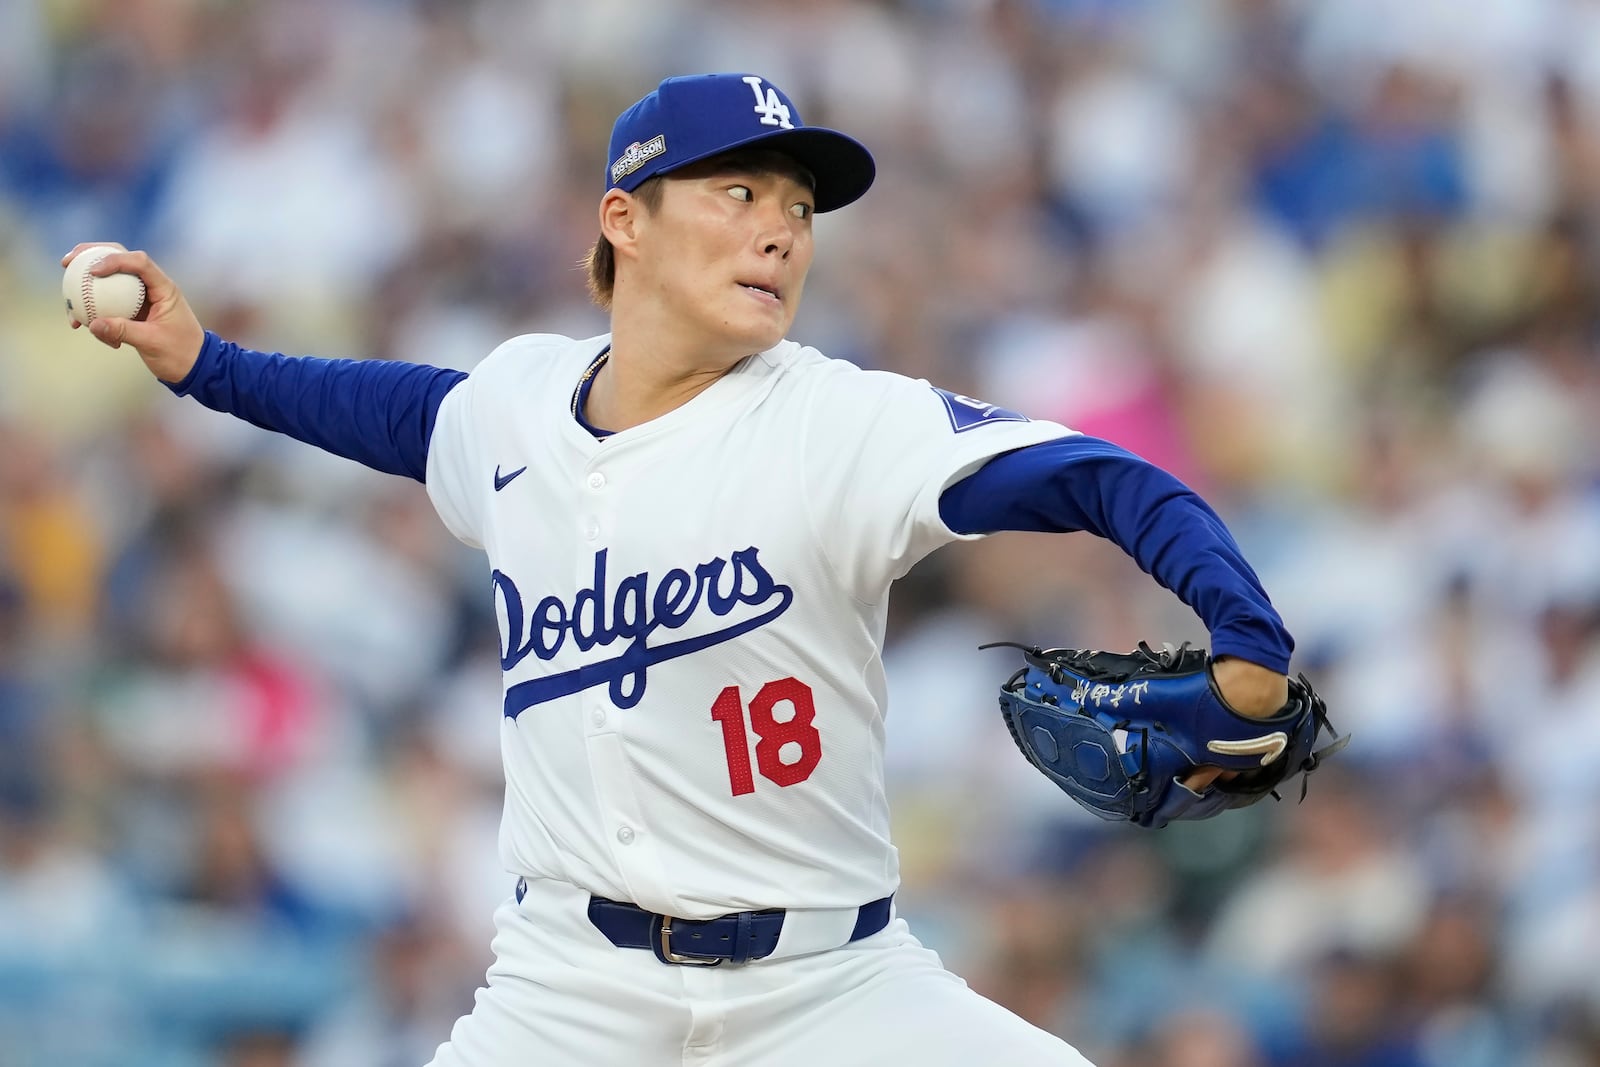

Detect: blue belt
[516,878,892,966]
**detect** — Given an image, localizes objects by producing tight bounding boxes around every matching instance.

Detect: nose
[756,202,794,259]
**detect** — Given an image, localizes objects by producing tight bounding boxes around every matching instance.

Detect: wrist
[162,328,215,394]
[1210,655,1290,719]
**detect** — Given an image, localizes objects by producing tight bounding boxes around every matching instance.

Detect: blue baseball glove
[989,641,1347,829]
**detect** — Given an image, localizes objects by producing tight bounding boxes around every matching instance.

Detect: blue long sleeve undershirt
[167,332,466,482]
[170,333,1291,671]
[939,438,1292,672]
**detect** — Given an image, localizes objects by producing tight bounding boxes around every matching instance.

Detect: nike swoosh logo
[493,465,527,492]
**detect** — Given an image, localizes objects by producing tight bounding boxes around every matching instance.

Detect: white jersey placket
[575,437,676,911]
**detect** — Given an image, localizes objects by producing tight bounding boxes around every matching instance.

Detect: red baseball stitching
[77,254,143,323]
[80,258,99,322]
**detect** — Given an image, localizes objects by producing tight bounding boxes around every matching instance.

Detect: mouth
[738,281,782,305]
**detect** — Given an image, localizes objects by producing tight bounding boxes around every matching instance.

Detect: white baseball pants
[425,875,1094,1067]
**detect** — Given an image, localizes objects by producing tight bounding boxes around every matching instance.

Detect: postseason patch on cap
[611,135,667,184]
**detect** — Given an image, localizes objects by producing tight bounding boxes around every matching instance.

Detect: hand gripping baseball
[60,243,206,384]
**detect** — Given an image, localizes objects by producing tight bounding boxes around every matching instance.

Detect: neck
[590,300,754,432]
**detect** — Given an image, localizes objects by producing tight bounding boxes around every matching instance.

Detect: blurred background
[2,0,1600,1063]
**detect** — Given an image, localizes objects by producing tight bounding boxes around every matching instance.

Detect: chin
[718,316,789,356]
[747,326,787,353]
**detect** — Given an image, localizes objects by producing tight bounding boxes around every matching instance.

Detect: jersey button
[583,521,601,541]
[591,708,607,727]
[586,472,606,490]
[616,826,635,845]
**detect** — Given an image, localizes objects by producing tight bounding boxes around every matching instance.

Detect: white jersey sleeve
[425,375,485,548]
[796,357,1075,601]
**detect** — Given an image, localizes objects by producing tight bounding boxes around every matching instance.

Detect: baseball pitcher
[66,73,1334,1066]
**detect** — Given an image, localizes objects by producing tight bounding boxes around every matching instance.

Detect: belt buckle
[657,916,724,967]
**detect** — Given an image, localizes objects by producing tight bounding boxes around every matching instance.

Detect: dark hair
[583,175,665,311]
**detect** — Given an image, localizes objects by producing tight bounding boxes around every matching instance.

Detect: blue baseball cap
[606,73,875,213]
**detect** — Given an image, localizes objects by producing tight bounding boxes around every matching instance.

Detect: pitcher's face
[629,153,815,362]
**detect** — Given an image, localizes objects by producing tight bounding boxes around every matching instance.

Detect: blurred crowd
[3,0,1600,1064]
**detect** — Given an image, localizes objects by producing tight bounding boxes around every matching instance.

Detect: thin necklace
[570,348,611,419]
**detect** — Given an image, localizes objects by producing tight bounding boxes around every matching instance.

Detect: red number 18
[710,677,823,796]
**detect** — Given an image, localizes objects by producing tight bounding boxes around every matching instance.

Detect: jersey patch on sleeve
[932,387,1030,433]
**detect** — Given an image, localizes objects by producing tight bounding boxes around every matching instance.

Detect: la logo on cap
[742,76,794,129]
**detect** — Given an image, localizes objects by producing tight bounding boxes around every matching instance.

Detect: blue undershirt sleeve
[165,331,468,483]
[937,435,1293,672]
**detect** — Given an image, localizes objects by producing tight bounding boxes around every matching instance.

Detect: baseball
[63,245,146,326]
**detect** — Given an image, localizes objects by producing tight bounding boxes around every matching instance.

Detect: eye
[790,202,813,220]
[728,185,752,202]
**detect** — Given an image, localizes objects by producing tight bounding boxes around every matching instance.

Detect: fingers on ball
[61,241,128,265]
[90,249,148,277]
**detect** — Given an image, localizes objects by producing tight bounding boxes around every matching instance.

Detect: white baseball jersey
[424,334,1073,920]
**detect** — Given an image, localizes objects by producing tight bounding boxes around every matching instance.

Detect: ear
[599,189,642,258]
